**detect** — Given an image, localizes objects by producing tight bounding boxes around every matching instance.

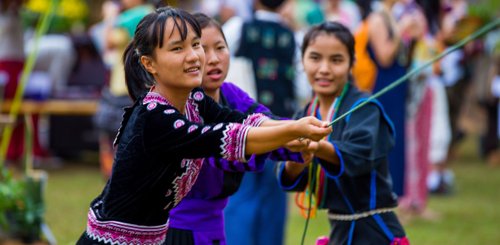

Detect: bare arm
[281,141,318,182]
[258,119,293,127]
[368,13,401,67]
[314,140,340,165]
[281,139,339,182]
[245,117,331,155]
[101,1,124,49]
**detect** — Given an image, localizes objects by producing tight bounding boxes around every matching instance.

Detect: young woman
[76,7,331,245]
[277,22,408,245]
[164,13,303,245]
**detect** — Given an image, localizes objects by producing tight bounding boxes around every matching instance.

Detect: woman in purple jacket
[164,13,300,245]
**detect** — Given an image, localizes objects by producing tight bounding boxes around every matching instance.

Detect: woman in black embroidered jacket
[76,7,332,245]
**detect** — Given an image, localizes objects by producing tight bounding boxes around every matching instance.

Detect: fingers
[301,116,326,127]
[307,141,319,153]
[301,138,311,147]
[295,117,331,141]
[285,138,311,152]
[301,152,314,164]
[308,126,332,141]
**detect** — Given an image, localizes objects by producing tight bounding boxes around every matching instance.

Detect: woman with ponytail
[77,7,331,245]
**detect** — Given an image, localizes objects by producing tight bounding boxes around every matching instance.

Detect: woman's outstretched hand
[285,138,311,152]
[302,141,319,163]
[294,116,332,141]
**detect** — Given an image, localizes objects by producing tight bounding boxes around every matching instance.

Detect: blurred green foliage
[21,0,89,33]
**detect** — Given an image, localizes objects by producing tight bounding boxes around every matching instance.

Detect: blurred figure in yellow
[92,0,154,178]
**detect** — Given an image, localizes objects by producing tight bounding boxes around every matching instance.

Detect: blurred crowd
[1,0,499,234]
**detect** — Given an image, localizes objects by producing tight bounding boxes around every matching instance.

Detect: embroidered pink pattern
[163,109,176,114]
[146,103,157,111]
[143,92,170,105]
[171,159,204,206]
[242,113,269,127]
[180,159,188,168]
[213,123,223,131]
[201,126,211,134]
[192,91,204,101]
[165,189,172,197]
[220,123,251,161]
[187,125,198,133]
[185,99,202,123]
[173,119,185,129]
[391,237,410,245]
[86,209,168,245]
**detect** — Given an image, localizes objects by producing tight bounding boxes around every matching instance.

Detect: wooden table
[0,114,15,127]
[1,99,99,116]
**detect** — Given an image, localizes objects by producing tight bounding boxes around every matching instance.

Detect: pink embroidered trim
[192,91,204,101]
[171,158,204,206]
[143,92,171,105]
[86,209,168,245]
[220,123,251,161]
[242,113,269,127]
[391,237,410,245]
[186,99,202,123]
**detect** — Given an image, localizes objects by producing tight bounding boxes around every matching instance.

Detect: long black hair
[416,0,442,35]
[192,12,227,44]
[123,6,202,101]
[301,21,356,68]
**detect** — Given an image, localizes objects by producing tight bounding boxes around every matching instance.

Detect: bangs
[150,8,201,49]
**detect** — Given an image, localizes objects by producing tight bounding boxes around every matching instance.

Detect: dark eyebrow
[167,39,183,46]
[331,54,344,58]
[167,36,200,46]
[308,51,321,56]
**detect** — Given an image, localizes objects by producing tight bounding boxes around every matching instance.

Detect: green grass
[285,136,500,245]
[44,163,104,245]
[42,135,500,245]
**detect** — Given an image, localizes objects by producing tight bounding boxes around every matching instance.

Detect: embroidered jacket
[83,87,268,245]
[167,83,301,242]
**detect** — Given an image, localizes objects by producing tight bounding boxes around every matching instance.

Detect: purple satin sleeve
[206,153,270,172]
[206,148,303,173]
[269,148,304,163]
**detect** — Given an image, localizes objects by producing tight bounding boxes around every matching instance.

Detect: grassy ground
[42,135,500,245]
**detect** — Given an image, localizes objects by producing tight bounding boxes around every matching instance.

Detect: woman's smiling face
[302,33,351,98]
[145,18,206,92]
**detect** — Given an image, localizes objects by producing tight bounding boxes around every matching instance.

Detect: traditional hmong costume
[77,88,269,245]
[222,10,297,245]
[277,84,409,245]
[228,11,297,118]
[165,82,301,245]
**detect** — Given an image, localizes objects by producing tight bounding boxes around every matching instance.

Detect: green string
[329,18,500,127]
[0,0,60,168]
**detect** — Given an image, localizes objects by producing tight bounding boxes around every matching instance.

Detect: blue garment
[224,13,295,245]
[224,161,287,245]
[368,44,407,196]
[222,81,288,245]
[277,84,406,244]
